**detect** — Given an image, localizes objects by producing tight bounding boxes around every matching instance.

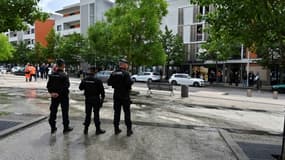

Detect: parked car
[131,72,160,82]
[168,73,205,87]
[272,84,285,93]
[0,66,7,74]
[95,70,113,82]
[13,67,25,76]
[11,66,22,73]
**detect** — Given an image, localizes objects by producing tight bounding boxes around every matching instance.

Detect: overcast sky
[38,0,80,12]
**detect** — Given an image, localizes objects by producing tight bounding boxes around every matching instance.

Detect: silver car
[168,73,205,87]
[131,72,160,82]
[95,70,113,82]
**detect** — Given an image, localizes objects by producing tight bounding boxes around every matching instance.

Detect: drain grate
[237,142,281,160]
[0,120,21,131]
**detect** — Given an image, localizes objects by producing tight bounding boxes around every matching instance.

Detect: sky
[38,0,80,13]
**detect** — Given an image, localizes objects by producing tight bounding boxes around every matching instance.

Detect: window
[196,24,203,41]
[90,3,95,25]
[57,25,62,31]
[144,73,151,75]
[31,28,34,34]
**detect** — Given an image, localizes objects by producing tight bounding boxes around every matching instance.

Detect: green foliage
[105,0,168,66]
[57,33,87,65]
[11,41,32,64]
[87,22,118,66]
[44,28,60,61]
[160,26,185,65]
[190,0,285,69]
[0,34,14,61]
[0,0,48,32]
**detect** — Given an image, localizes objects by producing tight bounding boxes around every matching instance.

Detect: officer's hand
[50,93,59,98]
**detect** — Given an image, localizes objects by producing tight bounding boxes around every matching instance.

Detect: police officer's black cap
[56,59,65,66]
[119,59,128,64]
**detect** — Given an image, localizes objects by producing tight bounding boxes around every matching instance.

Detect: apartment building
[80,0,114,35]
[161,0,209,74]
[4,14,61,48]
[55,3,81,36]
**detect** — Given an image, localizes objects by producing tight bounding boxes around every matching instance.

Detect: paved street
[0,73,285,160]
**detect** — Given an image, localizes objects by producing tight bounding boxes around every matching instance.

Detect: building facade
[55,3,81,36]
[80,0,114,36]
[4,14,61,48]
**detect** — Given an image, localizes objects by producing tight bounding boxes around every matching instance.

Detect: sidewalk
[0,74,284,159]
[0,117,237,160]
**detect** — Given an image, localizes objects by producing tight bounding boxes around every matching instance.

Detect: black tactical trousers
[49,95,70,129]
[84,98,101,128]
[113,99,132,129]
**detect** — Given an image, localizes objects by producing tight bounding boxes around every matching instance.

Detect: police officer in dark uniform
[79,67,106,135]
[107,59,133,136]
[47,59,73,134]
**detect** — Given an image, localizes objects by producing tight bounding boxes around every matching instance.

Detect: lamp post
[246,50,250,87]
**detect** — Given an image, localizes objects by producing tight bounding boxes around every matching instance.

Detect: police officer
[79,67,106,135]
[47,59,73,134]
[107,59,133,136]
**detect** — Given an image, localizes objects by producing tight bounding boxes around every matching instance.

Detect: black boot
[114,127,122,135]
[127,128,133,137]
[63,126,73,134]
[51,127,57,134]
[96,128,106,135]
[83,126,88,135]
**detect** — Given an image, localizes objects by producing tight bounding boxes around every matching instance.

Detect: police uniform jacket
[107,69,133,100]
[47,69,70,96]
[79,74,105,101]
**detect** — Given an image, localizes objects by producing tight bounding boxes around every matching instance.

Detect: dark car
[13,67,25,76]
[272,84,285,93]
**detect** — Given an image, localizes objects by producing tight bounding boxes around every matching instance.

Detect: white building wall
[80,0,113,36]
[161,0,189,34]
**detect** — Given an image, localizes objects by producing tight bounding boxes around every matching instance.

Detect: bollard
[247,89,252,97]
[181,85,189,98]
[273,91,278,99]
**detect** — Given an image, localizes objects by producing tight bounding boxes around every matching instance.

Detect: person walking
[30,64,36,82]
[46,59,73,134]
[24,63,31,82]
[107,59,134,136]
[79,67,106,135]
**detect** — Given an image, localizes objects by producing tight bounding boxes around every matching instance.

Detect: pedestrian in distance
[107,59,134,136]
[24,63,31,82]
[46,59,73,134]
[79,66,106,135]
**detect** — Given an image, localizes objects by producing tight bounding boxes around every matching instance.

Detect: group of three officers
[46,59,133,136]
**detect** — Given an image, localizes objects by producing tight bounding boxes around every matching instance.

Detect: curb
[218,129,249,160]
[0,115,47,139]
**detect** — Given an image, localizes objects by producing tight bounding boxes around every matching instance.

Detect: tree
[190,0,285,82]
[44,28,60,61]
[57,33,87,65]
[0,34,14,61]
[159,26,185,78]
[105,0,168,67]
[10,41,31,64]
[87,22,118,67]
[0,0,48,32]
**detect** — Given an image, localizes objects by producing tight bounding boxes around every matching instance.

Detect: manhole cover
[237,142,281,160]
[0,120,21,131]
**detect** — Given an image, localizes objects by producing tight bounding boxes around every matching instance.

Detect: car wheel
[147,79,152,83]
[171,80,177,85]
[193,82,199,87]
[132,78,136,82]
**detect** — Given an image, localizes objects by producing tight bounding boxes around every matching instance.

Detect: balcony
[58,28,80,36]
[58,14,80,25]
